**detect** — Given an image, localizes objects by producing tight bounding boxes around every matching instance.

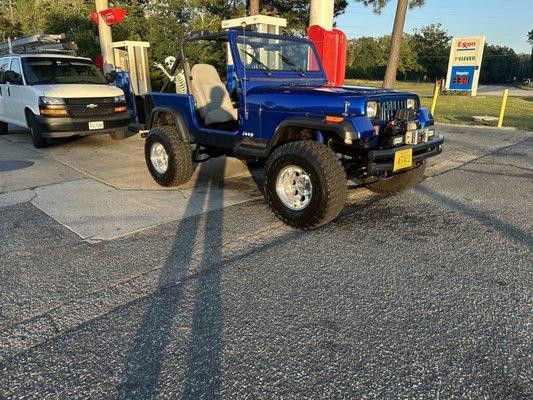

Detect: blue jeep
[141,29,444,229]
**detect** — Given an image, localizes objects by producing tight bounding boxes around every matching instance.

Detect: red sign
[90,11,99,26]
[99,8,127,25]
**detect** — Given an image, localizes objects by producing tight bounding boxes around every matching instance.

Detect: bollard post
[497,88,509,128]
[430,81,440,116]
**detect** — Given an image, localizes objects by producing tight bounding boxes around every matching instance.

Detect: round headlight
[407,98,417,109]
[366,101,378,119]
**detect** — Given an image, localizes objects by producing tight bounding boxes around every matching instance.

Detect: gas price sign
[445,36,485,96]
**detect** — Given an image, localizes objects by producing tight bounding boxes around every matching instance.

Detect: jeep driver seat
[190,64,238,126]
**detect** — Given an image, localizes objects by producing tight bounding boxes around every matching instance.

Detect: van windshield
[22,57,108,85]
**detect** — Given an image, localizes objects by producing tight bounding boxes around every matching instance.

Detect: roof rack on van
[0,31,78,56]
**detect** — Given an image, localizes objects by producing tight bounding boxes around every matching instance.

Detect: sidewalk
[0,130,260,240]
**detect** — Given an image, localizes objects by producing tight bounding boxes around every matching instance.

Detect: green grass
[345,79,533,131]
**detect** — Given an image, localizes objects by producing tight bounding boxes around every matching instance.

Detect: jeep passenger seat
[190,64,238,126]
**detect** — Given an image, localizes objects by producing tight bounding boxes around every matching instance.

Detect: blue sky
[335,0,533,54]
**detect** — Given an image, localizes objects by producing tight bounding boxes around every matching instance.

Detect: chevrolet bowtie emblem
[86,103,98,108]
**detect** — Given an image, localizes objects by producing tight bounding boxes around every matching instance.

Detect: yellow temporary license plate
[393,148,413,172]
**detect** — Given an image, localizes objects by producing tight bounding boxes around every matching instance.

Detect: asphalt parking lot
[0,124,532,399]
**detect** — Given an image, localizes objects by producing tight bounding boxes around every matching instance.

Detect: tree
[0,0,23,40]
[347,37,387,79]
[480,45,520,84]
[346,33,422,81]
[411,24,451,81]
[527,29,533,78]
[0,0,100,57]
[355,0,425,88]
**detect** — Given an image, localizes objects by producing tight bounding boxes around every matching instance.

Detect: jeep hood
[255,85,415,116]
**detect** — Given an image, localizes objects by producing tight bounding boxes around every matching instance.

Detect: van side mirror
[106,71,116,83]
[4,70,21,85]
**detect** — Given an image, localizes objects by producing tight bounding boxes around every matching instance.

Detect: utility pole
[95,0,114,72]
[383,0,408,88]
[309,0,334,31]
[249,0,260,15]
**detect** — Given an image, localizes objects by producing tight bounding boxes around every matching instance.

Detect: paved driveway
[477,85,533,97]
[0,125,532,399]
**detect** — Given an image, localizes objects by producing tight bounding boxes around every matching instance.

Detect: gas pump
[111,41,151,95]
[109,41,151,124]
[308,0,347,87]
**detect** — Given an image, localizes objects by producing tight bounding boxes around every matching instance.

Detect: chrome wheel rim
[275,165,313,210]
[150,142,169,174]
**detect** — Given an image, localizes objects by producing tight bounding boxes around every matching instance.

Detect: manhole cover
[0,160,34,172]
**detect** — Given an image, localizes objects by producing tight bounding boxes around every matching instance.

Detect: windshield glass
[236,35,321,74]
[22,57,108,85]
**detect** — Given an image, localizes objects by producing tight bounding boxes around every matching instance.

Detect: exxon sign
[445,36,485,96]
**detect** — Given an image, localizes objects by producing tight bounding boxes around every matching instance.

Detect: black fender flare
[268,116,359,150]
[147,106,192,142]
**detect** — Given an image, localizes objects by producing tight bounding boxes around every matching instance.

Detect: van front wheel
[0,121,8,135]
[26,111,48,148]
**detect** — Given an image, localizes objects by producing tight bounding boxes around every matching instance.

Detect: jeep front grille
[379,99,408,122]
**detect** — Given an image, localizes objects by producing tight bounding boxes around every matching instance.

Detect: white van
[0,54,130,148]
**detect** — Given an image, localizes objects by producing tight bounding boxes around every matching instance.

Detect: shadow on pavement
[416,185,532,248]
[113,159,387,398]
[115,160,226,399]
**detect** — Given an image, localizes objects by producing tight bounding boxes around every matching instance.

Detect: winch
[382,109,435,147]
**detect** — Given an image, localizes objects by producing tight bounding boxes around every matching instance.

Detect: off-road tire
[366,162,426,196]
[145,125,195,187]
[0,121,8,135]
[264,140,347,229]
[26,111,48,148]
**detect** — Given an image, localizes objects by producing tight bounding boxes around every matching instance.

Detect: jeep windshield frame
[227,30,327,82]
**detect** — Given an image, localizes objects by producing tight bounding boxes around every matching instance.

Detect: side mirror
[106,71,116,83]
[4,70,21,85]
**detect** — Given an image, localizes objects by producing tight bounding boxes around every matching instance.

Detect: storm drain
[0,161,34,172]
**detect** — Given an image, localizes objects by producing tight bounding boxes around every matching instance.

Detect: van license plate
[393,148,413,171]
[89,121,104,130]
